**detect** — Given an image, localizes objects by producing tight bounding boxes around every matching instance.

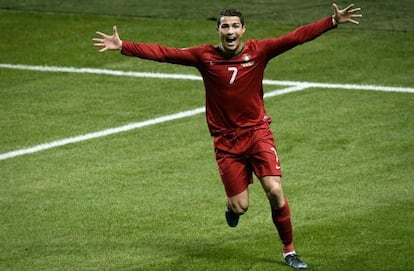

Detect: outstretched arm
[93,25,122,52]
[93,25,201,66]
[332,3,362,25]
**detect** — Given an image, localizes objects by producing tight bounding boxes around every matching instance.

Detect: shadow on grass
[122,230,287,271]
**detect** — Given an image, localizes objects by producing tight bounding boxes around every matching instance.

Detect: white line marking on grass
[263,79,414,93]
[1,63,414,93]
[264,84,310,97]
[1,63,413,161]
[0,107,205,161]
[0,86,303,161]
[0,63,202,81]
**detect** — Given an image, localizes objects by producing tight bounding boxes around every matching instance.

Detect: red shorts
[214,123,282,197]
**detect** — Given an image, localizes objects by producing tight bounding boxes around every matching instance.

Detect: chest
[201,50,266,87]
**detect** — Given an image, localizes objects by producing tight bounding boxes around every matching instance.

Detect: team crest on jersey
[243,54,250,62]
[242,54,254,67]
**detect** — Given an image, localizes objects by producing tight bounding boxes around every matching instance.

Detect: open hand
[332,3,362,25]
[93,25,122,52]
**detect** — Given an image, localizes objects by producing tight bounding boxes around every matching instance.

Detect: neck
[219,42,244,58]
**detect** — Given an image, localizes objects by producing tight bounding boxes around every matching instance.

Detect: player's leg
[215,146,253,227]
[260,176,308,269]
[250,127,307,269]
[250,127,295,252]
[227,189,249,214]
[260,176,293,252]
[220,160,252,227]
[225,189,249,227]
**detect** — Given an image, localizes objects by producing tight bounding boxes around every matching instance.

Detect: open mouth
[226,37,237,44]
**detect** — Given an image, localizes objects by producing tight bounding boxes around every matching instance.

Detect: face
[217,16,246,55]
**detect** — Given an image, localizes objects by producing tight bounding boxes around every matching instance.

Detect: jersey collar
[218,42,245,58]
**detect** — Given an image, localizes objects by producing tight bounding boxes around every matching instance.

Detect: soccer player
[93,3,362,269]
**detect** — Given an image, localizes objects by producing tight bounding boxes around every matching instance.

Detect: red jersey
[121,17,336,136]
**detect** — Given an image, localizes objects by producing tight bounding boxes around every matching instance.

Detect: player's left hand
[332,3,362,25]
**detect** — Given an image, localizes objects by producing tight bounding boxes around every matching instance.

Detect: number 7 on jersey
[228,67,238,84]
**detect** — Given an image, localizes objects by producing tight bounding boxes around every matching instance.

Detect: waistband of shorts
[213,122,269,140]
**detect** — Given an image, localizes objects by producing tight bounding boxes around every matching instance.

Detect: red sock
[271,198,294,253]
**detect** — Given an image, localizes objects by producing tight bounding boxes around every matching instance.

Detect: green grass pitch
[0,1,413,270]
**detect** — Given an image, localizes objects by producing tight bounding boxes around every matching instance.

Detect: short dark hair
[217,9,245,27]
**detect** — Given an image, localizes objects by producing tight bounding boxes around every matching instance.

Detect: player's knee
[228,190,249,215]
[268,183,283,200]
[230,201,249,215]
[233,204,248,215]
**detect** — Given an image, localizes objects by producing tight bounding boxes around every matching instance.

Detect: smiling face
[217,16,246,56]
